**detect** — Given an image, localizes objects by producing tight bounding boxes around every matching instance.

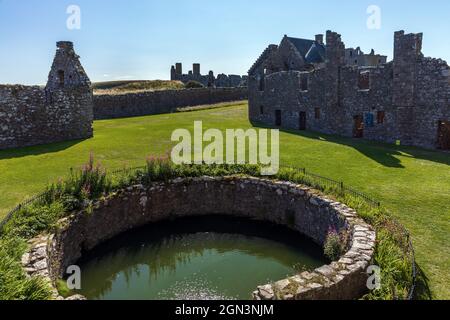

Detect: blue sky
[1,0,449,85]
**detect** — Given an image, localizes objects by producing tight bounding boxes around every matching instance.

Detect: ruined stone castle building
[171,62,247,88]
[0,41,93,150]
[345,47,387,67]
[248,31,450,150]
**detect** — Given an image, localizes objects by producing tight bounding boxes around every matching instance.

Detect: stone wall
[93,87,248,120]
[22,176,376,300]
[0,42,93,150]
[0,85,93,150]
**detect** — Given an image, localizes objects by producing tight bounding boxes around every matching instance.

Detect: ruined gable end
[46,41,91,91]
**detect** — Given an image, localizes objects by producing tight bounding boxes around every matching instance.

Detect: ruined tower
[193,63,201,76]
[175,63,183,76]
[325,31,345,108]
[170,65,176,80]
[392,31,423,145]
[392,31,423,107]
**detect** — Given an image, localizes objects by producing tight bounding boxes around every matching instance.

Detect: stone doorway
[437,120,450,150]
[353,115,364,138]
[299,112,306,130]
[275,110,282,127]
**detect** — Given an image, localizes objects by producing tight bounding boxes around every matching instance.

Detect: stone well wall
[22,176,376,300]
[93,87,248,120]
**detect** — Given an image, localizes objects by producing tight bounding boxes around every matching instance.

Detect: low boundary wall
[93,87,248,120]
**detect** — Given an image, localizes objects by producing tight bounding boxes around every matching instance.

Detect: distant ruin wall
[0,85,93,150]
[93,87,248,120]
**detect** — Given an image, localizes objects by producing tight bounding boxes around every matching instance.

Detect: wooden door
[275,110,282,127]
[299,112,306,130]
[353,115,364,138]
[438,120,450,150]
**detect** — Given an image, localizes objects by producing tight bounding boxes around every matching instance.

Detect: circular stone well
[22,176,376,300]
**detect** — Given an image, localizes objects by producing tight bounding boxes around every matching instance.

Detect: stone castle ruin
[170,62,248,88]
[248,30,450,150]
[0,42,93,150]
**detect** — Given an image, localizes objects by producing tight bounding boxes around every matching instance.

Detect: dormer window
[57,70,65,87]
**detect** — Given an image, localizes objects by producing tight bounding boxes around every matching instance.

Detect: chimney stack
[315,34,324,45]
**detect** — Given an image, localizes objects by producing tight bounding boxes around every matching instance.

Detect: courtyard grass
[0,102,448,299]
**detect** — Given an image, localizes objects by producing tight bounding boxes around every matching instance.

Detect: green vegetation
[0,102,448,298]
[92,80,185,95]
[184,80,204,89]
[0,235,52,300]
[323,229,346,261]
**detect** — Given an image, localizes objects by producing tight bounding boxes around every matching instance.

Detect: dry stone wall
[22,176,376,300]
[0,85,93,150]
[93,87,248,120]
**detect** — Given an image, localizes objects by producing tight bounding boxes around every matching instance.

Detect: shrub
[324,228,345,261]
[46,153,111,204]
[185,80,204,89]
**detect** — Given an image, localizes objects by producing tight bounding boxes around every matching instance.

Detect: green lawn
[0,102,449,299]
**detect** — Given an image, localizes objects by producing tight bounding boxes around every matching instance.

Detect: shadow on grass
[0,139,84,161]
[253,122,450,169]
[414,263,433,300]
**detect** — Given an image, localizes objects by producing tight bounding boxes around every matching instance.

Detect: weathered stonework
[249,30,450,150]
[0,42,93,150]
[93,87,248,119]
[22,176,376,300]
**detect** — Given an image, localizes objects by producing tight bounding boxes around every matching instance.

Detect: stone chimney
[315,34,324,45]
[56,41,74,51]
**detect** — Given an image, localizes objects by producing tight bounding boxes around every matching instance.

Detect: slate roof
[305,43,326,63]
[286,36,326,64]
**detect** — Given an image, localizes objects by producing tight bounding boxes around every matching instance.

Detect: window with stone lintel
[358,71,370,90]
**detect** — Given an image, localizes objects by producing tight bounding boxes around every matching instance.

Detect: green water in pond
[76,216,327,300]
